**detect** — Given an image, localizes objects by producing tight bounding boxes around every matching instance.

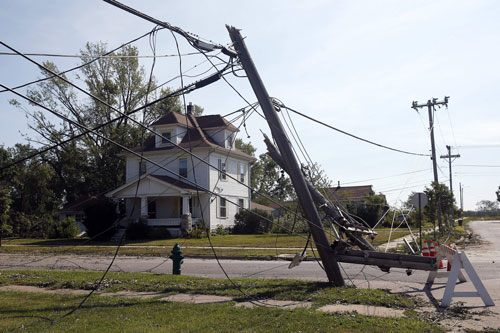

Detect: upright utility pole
[440,145,460,221]
[412,97,450,234]
[460,182,464,213]
[227,25,345,286]
[440,145,460,195]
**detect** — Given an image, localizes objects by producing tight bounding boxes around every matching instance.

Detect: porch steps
[111,227,127,242]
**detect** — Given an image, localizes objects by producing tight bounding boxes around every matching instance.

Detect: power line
[340,169,429,185]
[0,27,164,94]
[0,51,201,58]
[456,164,500,168]
[277,102,430,157]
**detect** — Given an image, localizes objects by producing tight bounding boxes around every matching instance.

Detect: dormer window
[139,160,147,175]
[161,131,172,144]
[226,133,234,148]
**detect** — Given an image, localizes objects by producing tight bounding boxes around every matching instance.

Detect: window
[218,159,226,180]
[179,158,188,178]
[139,160,147,175]
[238,198,245,213]
[218,197,227,218]
[161,131,172,144]
[226,133,234,148]
[238,163,246,183]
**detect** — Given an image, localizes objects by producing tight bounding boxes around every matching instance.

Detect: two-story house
[106,107,254,237]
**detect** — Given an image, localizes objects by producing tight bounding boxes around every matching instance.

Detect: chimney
[186,102,194,115]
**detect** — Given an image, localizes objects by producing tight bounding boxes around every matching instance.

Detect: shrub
[126,220,149,240]
[9,212,53,238]
[214,224,230,236]
[233,208,273,234]
[148,226,171,239]
[186,225,207,239]
[48,216,79,238]
[83,199,117,241]
[271,213,309,234]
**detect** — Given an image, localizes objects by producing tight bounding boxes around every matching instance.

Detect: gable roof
[150,111,193,127]
[196,115,238,131]
[130,112,254,160]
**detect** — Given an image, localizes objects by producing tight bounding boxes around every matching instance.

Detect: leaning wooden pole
[227,25,345,286]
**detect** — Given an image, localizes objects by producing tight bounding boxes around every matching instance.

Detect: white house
[106,108,254,237]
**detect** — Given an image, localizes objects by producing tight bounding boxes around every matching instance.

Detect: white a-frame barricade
[427,244,494,307]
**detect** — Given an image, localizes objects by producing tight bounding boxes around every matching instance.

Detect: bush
[83,199,117,241]
[271,213,309,234]
[233,208,273,234]
[148,226,171,239]
[186,225,207,239]
[48,216,79,238]
[126,220,149,240]
[9,212,53,238]
[213,224,230,236]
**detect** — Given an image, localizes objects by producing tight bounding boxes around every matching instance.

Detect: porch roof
[105,174,203,198]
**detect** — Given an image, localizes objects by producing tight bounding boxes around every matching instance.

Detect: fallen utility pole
[440,145,460,222]
[227,25,345,286]
[412,97,450,234]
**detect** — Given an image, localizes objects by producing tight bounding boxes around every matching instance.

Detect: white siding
[208,153,251,228]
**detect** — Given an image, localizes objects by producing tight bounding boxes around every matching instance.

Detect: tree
[424,181,455,230]
[496,186,500,203]
[476,200,499,212]
[251,153,294,205]
[0,188,13,246]
[11,42,183,203]
[344,190,388,228]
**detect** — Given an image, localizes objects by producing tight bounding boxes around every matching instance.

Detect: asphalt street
[0,220,498,286]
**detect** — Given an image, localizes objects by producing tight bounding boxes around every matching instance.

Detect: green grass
[0,229,409,258]
[0,270,417,309]
[0,291,443,332]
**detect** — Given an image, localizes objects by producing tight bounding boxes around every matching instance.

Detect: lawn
[0,291,442,333]
[0,269,443,332]
[0,270,417,308]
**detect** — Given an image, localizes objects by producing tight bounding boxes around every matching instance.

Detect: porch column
[140,197,148,217]
[182,196,190,216]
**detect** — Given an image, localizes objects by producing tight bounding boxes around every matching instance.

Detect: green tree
[12,42,182,203]
[344,191,388,228]
[476,200,499,212]
[424,181,455,230]
[251,153,294,205]
[496,186,500,203]
[0,188,13,246]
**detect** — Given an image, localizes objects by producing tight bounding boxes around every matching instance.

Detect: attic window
[139,160,147,175]
[226,133,234,148]
[161,131,172,144]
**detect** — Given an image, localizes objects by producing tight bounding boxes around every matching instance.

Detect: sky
[1,0,499,211]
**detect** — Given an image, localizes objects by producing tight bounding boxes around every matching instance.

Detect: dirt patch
[318,304,405,317]
[99,290,166,298]
[0,285,88,295]
[235,299,311,309]
[160,293,233,304]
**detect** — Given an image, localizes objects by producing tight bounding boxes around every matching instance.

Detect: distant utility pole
[460,182,464,213]
[440,145,460,195]
[440,145,460,221]
[412,97,450,235]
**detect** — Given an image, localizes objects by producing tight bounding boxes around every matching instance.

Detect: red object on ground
[422,239,430,257]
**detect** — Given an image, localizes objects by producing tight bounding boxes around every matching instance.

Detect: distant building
[325,185,385,204]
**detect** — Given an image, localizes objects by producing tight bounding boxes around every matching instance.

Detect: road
[0,220,498,285]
